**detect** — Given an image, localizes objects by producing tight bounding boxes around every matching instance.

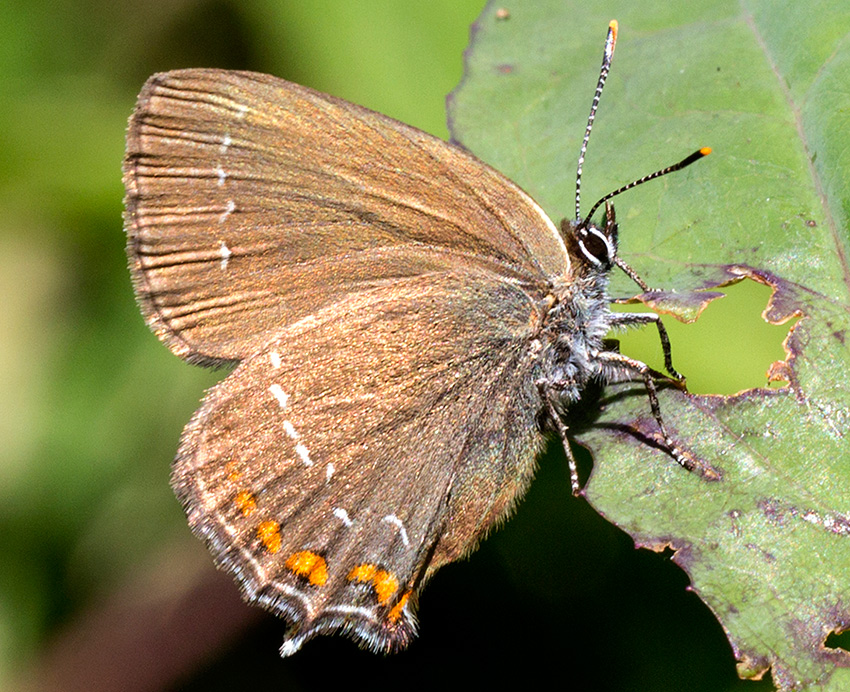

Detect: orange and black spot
[234,490,257,516]
[347,563,399,606]
[285,550,329,586]
[225,462,242,484]
[257,520,282,553]
[388,590,411,623]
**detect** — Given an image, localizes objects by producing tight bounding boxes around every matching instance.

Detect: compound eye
[577,226,615,267]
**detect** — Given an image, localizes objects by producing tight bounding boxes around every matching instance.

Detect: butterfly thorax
[537,267,613,405]
[534,214,619,404]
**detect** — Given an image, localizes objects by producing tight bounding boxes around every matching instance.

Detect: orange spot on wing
[235,490,256,516]
[348,563,377,582]
[347,563,399,605]
[388,591,410,623]
[285,551,328,586]
[372,571,399,605]
[257,520,281,553]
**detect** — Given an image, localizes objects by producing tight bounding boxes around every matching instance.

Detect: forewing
[172,272,546,654]
[123,69,567,364]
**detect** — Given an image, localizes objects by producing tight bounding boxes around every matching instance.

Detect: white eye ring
[578,240,604,266]
[578,226,615,266]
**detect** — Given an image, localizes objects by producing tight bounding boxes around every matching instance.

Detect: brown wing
[172,271,547,654]
[123,69,567,364]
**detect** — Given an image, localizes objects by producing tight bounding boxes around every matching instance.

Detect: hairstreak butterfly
[123,20,711,656]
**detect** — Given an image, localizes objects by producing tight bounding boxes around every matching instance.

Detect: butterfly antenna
[575,19,618,221]
[582,147,712,226]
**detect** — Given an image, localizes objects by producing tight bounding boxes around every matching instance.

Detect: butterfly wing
[173,269,547,654]
[123,69,567,365]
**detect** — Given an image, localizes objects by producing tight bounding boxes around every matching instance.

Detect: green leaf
[450,2,850,689]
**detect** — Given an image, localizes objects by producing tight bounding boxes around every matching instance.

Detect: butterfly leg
[537,380,583,496]
[608,311,684,382]
[592,350,718,480]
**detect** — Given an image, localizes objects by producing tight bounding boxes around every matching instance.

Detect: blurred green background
[1,1,788,690]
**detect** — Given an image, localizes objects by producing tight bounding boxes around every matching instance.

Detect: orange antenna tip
[700,146,712,156]
[607,20,618,51]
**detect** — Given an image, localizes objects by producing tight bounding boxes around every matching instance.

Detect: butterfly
[123,20,711,656]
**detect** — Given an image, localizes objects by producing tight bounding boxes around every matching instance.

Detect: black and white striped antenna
[574,20,711,229]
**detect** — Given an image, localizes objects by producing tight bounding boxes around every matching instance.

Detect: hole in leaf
[825,629,850,652]
[611,278,798,396]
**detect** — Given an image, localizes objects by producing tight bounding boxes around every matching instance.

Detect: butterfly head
[568,18,709,286]
[562,201,618,276]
